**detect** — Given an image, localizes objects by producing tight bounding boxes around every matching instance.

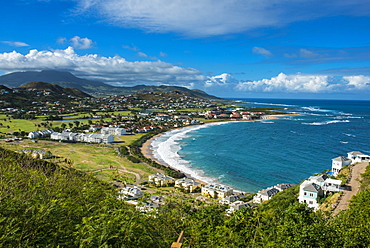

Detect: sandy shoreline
[140,114,285,184]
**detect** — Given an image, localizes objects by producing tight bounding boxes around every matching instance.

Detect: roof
[348,151,365,156]
[309,174,328,182]
[302,181,321,192]
[332,156,351,162]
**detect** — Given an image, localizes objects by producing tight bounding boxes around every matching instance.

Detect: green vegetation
[1,147,370,247]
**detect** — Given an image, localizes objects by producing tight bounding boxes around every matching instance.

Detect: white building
[332,156,352,176]
[50,131,114,144]
[226,201,250,214]
[28,130,54,139]
[347,151,370,164]
[298,181,323,210]
[253,187,280,203]
[219,194,246,205]
[201,183,233,199]
[118,186,143,200]
[253,183,295,203]
[101,127,126,135]
[298,174,343,211]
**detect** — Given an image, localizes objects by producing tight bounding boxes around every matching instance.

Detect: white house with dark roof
[332,156,352,176]
[298,174,343,211]
[201,183,233,199]
[118,186,143,200]
[253,187,280,203]
[226,201,250,214]
[253,183,296,203]
[298,181,323,210]
[219,194,246,204]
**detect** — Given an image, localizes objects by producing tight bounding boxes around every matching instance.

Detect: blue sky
[0,0,369,99]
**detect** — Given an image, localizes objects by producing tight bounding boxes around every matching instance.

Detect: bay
[151,99,370,192]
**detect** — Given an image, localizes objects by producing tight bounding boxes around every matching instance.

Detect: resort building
[101,127,126,135]
[50,131,114,144]
[28,130,54,139]
[148,173,175,187]
[175,178,202,192]
[201,183,233,199]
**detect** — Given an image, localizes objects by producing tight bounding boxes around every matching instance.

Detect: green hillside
[0,146,369,247]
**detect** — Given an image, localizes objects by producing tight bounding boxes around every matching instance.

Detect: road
[333,162,368,215]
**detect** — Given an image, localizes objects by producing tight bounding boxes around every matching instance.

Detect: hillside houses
[331,151,370,176]
[253,183,296,203]
[50,131,114,144]
[298,174,343,211]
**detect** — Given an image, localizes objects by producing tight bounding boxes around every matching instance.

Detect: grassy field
[1,139,157,184]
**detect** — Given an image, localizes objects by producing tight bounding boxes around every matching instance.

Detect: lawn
[1,139,156,183]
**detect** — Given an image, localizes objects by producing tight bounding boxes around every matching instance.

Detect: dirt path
[333,162,368,215]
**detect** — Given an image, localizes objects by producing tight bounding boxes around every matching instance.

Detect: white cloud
[137,52,148,58]
[299,48,320,58]
[159,52,167,57]
[57,37,67,44]
[252,47,272,57]
[122,44,139,51]
[0,47,205,86]
[205,73,239,87]
[70,36,95,49]
[236,73,354,93]
[1,41,30,47]
[73,0,370,37]
[344,75,370,90]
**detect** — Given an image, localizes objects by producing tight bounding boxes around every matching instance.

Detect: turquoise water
[151,99,370,192]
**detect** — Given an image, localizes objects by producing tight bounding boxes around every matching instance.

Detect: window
[304,192,307,195]
[310,193,314,197]
[309,201,313,204]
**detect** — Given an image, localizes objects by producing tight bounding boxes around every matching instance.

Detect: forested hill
[16,81,91,98]
[1,146,370,247]
[0,82,91,110]
[0,70,221,100]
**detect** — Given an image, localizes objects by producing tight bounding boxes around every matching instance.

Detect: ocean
[150,99,370,192]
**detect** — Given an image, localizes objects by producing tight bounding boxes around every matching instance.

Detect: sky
[0,0,369,100]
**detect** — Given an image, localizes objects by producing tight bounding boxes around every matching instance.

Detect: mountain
[0,70,221,100]
[16,81,91,98]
